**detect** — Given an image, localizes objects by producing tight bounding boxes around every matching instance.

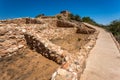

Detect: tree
[56,15,62,20]
[107,19,120,43]
[60,10,67,14]
[68,13,75,20]
[74,15,81,21]
[68,13,81,21]
[108,20,120,35]
[82,17,97,25]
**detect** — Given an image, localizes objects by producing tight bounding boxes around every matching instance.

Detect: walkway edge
[110,32,120,53]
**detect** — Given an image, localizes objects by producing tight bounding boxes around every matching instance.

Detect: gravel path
[80,23,120,80]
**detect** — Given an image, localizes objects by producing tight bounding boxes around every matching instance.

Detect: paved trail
[80,23,120,80]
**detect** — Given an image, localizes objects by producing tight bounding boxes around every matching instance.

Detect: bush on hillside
[82,17,98,26]
[68,13,81,21]
[108,20,120,35]
[35,14,45,18]
[57,15,62,20]
[106,20,120,43]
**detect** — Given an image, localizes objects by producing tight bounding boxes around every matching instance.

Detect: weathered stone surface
[57,20,75,28]
[0,24,26,58]
[51,68,77,80]
[0,39,5,42]
[0,18,41,24]
[0,27,8,36]
[24,33,69,64]
[76,23,96,34]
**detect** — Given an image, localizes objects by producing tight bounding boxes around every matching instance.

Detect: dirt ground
[51,33,90,53]
[0,48,59,80]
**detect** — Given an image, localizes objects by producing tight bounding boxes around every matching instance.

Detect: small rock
[0,39,5,42]
[50,53,55,57]
[9,31,12,34]
[18,45,24,49]
[55,68,77,80]
[62,62,70,69]
[74,61,79,65]
[22,29,26,33]
[51,71,57,80]
[57,68,68,76]
[0,28,7,36]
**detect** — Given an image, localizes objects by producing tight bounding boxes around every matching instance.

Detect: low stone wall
[24,33,70,64]
[0,24,26,59]
[76,23,96,34]
[76,27,95,34]
[57,20,75,28]
[0,18,41,24]
[0,44,25,59]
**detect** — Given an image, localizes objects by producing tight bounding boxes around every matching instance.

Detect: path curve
[80,23,120,80]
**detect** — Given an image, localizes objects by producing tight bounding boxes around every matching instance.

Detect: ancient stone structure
[76,23,96,34]
[57,20,75,28]
[0,16,98,80]
[0,18,41,24]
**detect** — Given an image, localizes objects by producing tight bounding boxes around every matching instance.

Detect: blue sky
[0,0,120,24]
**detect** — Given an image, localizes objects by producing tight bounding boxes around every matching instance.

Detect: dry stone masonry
[24,33,68,64]
[0,24,26,58]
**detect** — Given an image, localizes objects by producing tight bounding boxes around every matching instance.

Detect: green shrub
[82,17,98,26]
[57,15,62,20]
[74,15,81,21]
[68,13,81,21]
[35,14,44,18]
[106,20,120,43]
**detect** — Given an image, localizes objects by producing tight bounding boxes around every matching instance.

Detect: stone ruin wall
[56,20,75,28]
[0,18,41,24]
[0,24,27,59]
[24,33,67,64]
[76,23,96,34]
